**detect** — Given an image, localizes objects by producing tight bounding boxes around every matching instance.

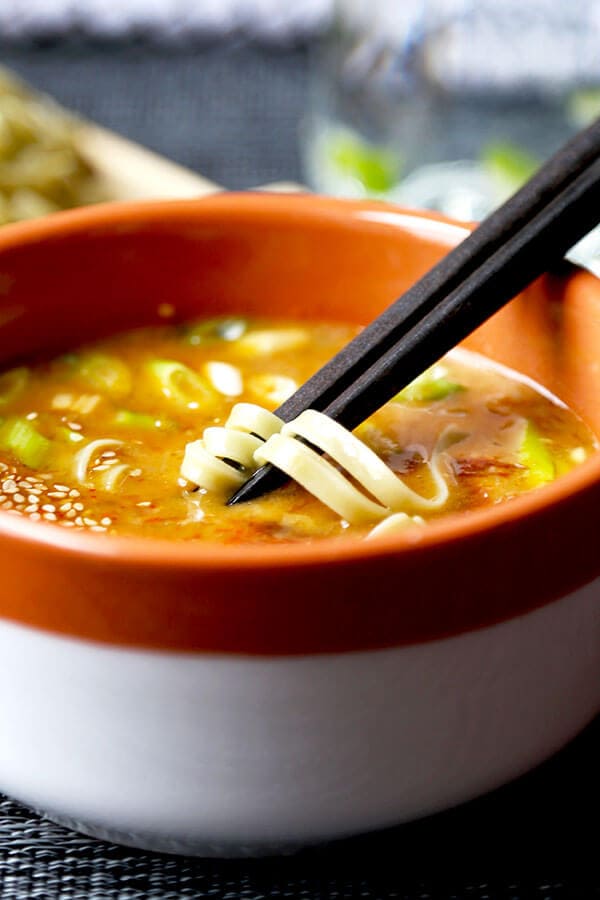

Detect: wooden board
[77,123,220,200]
[76,122,304,201]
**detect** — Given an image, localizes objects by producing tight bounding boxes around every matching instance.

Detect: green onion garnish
[0,416,50,468]
[519,421,555,487]
[77,353,132,399]
[147,360,216,408]
[182,316,248,346]
[114,410,172,430]
[394,367,464,404]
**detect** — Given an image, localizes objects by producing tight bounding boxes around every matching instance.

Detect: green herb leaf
[328,129,402,194]
[481,141,540,192]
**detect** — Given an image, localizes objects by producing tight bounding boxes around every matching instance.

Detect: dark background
[0,36,599,900]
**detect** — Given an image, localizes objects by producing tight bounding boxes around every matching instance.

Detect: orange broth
[0,316,595,543]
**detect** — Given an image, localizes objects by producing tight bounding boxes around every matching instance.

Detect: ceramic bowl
[0,194,598,857]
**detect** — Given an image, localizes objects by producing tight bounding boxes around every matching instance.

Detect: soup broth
[0,316,595,543]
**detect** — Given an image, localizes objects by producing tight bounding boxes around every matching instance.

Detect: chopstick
[229,118,600,505]
[323,155,600,426]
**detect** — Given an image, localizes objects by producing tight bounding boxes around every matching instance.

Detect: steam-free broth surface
[0,316,595,542]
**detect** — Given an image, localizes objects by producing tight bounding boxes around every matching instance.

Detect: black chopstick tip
[226,468,263,505]
[227,463,288,505]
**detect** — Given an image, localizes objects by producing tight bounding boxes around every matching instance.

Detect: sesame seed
[69,489,80,498]
[2,501,13,510]
[2,480,17,493]
[29,512,41,521]
[73,502,84,512]
[53,484,70,493]
[43,513,57,522]
[83,517,97,526]
[130,468,142,477]
[100,517,112,526]
[27,488,43,496]
[24,504,39,513]
[137,501,152,507]
[25,412,38,420]
[41,504,56,513]
[66,509,77,519]
[48,491,68,499]
[59,502,73,512]
[0,496,5,503]
[74,516,84,527]
[92,464,109,472]
[13,493,25,504]
[90,525,107,532]
[25,476,39,483]
[60,521,75,528]
[101,451,117,459]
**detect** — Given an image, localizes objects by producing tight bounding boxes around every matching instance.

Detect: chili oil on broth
[0,316,595,543]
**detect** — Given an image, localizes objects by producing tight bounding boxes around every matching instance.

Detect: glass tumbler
[302,0,600,221]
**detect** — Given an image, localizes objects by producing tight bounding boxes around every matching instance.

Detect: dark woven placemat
[0,36,599,900]
[0,716,598,898]
[1,38,308,189]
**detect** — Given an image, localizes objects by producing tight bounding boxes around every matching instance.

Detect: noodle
[181,405,455,529]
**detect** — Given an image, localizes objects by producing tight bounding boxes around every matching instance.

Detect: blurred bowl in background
[303,0,600,219]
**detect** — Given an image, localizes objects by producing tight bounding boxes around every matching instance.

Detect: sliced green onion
[236,328,309,356]
[519,421,555,487]
[77,353,132,399]
[114,409,173,430]
[0,416,50,468]
[147,360,216,409]
[51,392,101,415]
[0,366,29,406]
[183,317,248,346]
[394,366,464,404]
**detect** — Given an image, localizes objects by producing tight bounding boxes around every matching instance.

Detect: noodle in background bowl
[0,193,598,856]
